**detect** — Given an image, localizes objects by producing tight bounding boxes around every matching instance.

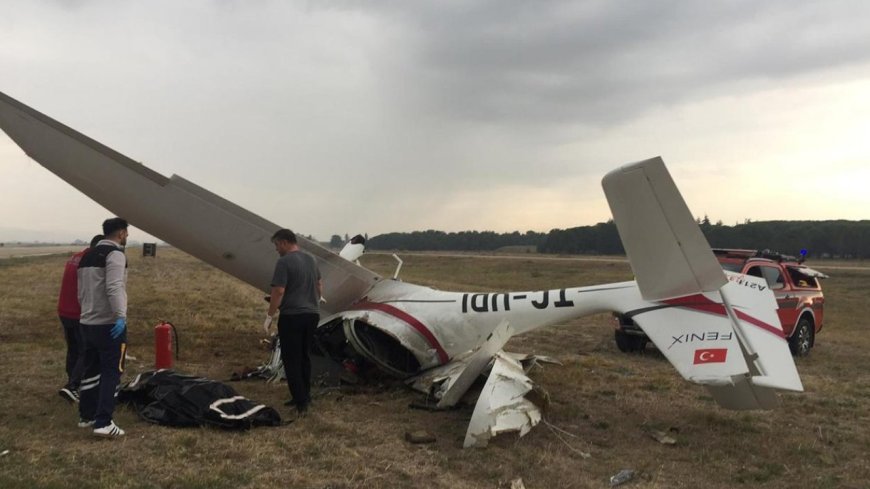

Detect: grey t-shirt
[271,251,321,315]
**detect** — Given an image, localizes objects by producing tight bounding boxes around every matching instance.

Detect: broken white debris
[510,477,527,489]
[407,321,513,407]
[503,352,562,372]
[463,352,542,448]
[436,321,512,408]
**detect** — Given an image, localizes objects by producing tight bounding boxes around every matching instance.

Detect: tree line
[365,220,870,259]
[367,230,546,252]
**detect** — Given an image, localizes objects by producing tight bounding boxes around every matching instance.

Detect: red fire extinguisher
[154,320,178,369]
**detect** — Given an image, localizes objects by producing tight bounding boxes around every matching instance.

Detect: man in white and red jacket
[57,234,103,403]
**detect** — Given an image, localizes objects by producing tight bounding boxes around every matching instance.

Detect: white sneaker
[93,421,125,437]
[77,418,95,428]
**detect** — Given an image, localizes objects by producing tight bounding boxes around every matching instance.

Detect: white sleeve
[105,250,128,318]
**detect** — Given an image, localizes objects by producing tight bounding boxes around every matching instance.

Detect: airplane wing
[463,351,542,448]
[407,320,514,408]
[0,91,381,315]
[405,322,551,448]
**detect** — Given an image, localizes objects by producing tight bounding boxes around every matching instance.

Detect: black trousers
[79,324,127,428]
[59,316,84,390]
[277,313,319,406]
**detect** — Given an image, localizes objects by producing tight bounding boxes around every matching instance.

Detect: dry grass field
[1,248,868,488]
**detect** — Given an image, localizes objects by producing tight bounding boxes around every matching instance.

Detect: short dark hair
[271,228,297,244]
[102,218,129,237]
[89,235,104,248]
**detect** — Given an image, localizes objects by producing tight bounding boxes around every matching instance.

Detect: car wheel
[788,317,814,357]
[615,330,643,353]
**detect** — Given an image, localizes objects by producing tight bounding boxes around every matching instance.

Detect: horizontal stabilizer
[705,379,780,410]
[602,157,727,301]
[627,273,802,410]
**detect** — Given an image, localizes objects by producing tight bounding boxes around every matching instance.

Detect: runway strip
[366,251,629,263]
[0,246,81,259]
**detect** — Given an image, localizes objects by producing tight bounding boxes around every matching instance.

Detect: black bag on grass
[118,370,281,429]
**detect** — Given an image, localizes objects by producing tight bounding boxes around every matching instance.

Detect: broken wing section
[463,352,542,448]
[0,91,380,315]
[409,321,513,408]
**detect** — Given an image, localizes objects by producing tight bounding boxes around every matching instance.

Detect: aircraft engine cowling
[316,310,444,378]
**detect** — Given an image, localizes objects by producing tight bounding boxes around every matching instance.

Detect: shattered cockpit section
[313,310,440,379]
[247,313,422,384]
[345,317,422,376]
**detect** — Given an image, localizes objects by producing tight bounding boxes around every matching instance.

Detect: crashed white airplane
[0,91,803,447]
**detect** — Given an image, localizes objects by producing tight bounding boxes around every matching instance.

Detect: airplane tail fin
[603,157,802,409]
[602,157,727,301]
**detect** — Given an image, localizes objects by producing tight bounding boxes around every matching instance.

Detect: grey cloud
[3,1,869,239]
[352,1,870,127]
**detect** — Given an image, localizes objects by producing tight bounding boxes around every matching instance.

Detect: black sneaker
[59,388,79,403]
[283,399,298,407]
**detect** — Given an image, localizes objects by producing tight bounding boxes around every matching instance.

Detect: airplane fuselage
[320,278,646,376]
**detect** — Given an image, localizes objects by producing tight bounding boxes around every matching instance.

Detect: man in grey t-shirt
[264,228,321,414]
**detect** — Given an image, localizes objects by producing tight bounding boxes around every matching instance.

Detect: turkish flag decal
[693,348,728,364]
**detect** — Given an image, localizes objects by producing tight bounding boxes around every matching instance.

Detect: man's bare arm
[268,285,285,317]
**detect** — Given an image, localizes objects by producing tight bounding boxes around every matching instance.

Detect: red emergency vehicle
[614,249,828,356]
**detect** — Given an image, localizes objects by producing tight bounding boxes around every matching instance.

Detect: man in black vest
[76,217,129,437]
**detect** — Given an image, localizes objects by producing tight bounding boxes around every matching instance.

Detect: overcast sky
[2,0,870,243]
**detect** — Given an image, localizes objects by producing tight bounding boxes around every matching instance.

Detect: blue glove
[111,317,127,339]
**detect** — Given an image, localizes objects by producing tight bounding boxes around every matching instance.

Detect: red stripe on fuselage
[353,302,450,364]
[663,294,785,339]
